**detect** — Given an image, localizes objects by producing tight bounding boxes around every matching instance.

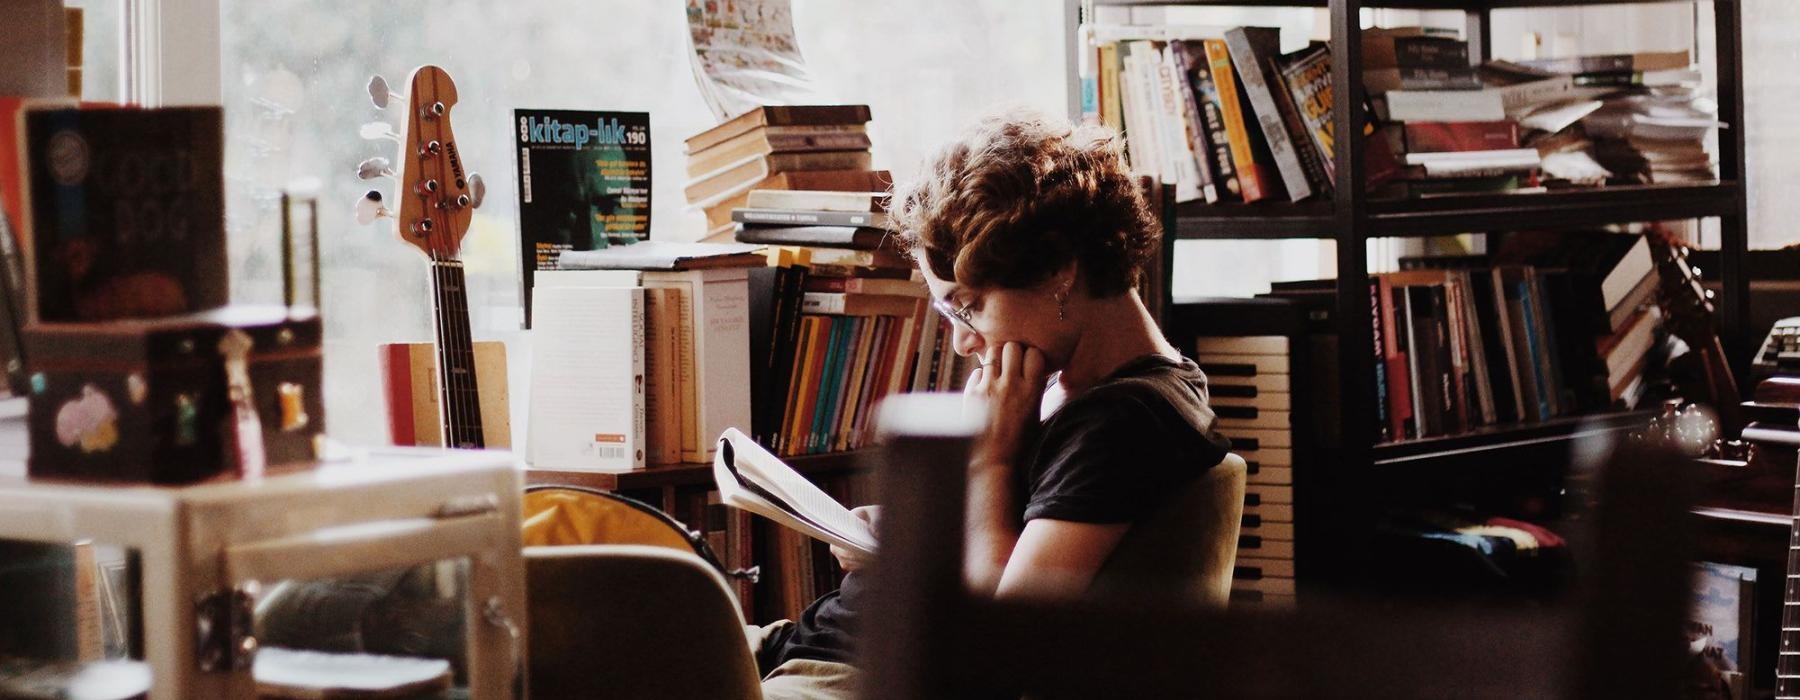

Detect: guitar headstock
[1645,224,1714,342]
[393,65,479,261]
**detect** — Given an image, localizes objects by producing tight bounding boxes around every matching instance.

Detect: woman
[755,106,1233,699]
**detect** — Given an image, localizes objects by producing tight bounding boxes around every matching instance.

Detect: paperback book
[513,109,651,327]
[713,427,876,557]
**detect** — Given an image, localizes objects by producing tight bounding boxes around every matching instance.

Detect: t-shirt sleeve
[1023,389,1227,524]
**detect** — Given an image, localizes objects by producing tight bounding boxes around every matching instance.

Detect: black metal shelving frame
[1068,0,1750,586]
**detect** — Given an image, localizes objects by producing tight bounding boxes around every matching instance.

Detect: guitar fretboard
[430,259,484,449]
[1780,473,1800,696]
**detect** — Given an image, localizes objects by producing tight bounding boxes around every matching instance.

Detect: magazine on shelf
[712,427,876,557]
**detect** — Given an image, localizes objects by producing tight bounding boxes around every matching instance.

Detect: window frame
[122,0,221,106]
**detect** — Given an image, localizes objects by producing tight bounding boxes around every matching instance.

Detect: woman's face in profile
[917,258,1075,371]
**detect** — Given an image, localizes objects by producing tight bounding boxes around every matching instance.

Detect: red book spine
[381,343,417,446]
[1402,121,1520,153]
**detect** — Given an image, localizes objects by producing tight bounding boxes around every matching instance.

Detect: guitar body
[381,340,510,448]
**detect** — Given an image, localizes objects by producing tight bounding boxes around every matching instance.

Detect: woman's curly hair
[889,106,1159,298]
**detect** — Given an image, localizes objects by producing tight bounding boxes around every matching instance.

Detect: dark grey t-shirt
[770,354,1230,667]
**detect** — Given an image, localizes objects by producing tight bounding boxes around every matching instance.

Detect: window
[210,1,1067,445]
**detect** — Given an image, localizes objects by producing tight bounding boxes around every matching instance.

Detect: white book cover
[528,286,646,472]
[1381,89,1507,122]
[713,428,876,556]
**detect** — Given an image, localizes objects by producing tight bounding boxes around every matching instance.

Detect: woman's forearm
[963,458,1020,597]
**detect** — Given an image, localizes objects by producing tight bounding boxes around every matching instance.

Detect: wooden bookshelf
[528,449,870,492]
[1071,0,1752,593]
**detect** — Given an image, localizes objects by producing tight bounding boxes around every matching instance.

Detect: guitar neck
[430,259,485,449]
[1782,468,1800,696]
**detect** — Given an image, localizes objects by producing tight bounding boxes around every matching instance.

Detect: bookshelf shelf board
[1370,411,1651,466]
[528,450,869,492]
[1172,201,1335,240]
[1172,183,1738,240]
[1365,182,1739,237]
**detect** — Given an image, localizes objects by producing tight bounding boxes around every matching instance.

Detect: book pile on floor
[1266,230,1661,444]
[683,105,890,239]
[1079,16,1726,201]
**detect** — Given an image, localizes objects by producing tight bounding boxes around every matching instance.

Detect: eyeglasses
[931,296,978,333]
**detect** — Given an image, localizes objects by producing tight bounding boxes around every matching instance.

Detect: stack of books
[683,105,890,239]
[531,242,767,471]
[1394,121,1541,198]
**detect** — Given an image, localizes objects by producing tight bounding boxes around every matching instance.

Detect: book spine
[1224,27,1314,201]
[1169,41,1220,203]
[732,208,884,228]
[1204,39,1269,202]
[689,273,752,463]
[1100,42,1126,137]
[764,132,873,152]
[631,290,647,470]
[1433,283,1469,434]
[1187,40,1242,202]
[1379,278,1413,441]
[1403,121,1521,153]
[1399,285,1427,438]
[779,316,817,456]
[1369,278,1391,443]
[1156,42,1207,203]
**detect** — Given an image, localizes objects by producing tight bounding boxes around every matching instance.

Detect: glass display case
[0,424,525,699]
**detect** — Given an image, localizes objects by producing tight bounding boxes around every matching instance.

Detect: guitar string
[438,85,481,448]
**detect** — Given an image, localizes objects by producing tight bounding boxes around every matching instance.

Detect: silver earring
[1056,287,1069,321]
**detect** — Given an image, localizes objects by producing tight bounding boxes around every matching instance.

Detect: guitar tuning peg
[355,190,392,225]
[367,75,402,110]
[356,156,395,180]
[359,121,400,142]
[468,172,487,209]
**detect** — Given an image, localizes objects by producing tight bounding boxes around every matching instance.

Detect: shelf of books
[1096,0,1750,600]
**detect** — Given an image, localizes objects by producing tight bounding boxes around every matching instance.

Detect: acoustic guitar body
[380,340,510,448]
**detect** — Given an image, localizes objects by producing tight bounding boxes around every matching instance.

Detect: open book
[712,428,876,557]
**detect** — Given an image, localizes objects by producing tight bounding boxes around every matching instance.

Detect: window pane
[220,1,1067,446]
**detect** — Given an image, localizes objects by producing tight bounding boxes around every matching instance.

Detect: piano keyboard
[1198,335,1298,609]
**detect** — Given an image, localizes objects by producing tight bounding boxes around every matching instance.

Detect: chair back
[1088,453,1247,607]
[525,545,762,700]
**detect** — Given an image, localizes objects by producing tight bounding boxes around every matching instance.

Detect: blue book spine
[811,319,849,454]
[1516,280,1551,421]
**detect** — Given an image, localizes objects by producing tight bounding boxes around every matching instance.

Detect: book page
[713,428,875,555]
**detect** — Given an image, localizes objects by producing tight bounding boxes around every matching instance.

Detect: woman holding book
[753,106,1233,698]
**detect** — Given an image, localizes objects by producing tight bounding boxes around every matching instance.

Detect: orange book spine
[1204,40,1267,203]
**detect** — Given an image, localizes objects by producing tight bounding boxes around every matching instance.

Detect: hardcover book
[20,105,228,323]
[513,109,651,327]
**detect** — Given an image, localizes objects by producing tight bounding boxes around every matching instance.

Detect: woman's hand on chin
[966,341,1048,473]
